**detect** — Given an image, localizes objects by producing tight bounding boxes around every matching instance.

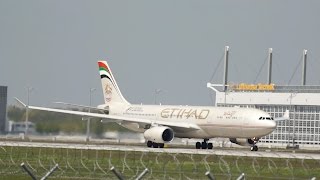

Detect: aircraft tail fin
[98,61,130,105]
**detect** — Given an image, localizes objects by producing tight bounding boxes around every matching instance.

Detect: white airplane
[16,61,289,151]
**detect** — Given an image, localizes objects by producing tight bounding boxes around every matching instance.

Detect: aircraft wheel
[147,141,153,148]
[159,143,164,148]
[201,142,208,149]
[152,142,158,148]
[208,143,213,149]
[251,145,258,151]
[196,142,201,149]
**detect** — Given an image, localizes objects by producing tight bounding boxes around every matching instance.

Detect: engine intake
[144,126,174,143]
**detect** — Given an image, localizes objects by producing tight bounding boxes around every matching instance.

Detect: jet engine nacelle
[144,126,174,143]
[229,138,256,146]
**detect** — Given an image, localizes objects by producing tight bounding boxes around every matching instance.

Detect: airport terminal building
[207,47,320,149]
[208,83,320,148]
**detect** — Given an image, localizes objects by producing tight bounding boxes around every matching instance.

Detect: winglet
[14,97,27,107]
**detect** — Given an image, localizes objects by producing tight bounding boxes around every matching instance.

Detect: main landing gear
[147,140,164,148]
[195,139,213,149]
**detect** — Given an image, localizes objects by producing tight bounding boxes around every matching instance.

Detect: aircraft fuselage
[109,104,277,139]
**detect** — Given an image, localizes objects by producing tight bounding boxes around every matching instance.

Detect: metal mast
[223,46,229,92]
[267,48,273,84]
[302,49,307,85]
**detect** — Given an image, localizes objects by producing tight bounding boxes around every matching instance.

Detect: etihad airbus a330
[16,61,289,151]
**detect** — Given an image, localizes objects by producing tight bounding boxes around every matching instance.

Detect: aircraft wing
[53,101,106,111]
[15,98,200,131]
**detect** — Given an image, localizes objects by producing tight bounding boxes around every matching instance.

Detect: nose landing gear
[250,137,259,151]
[250,145,258,151]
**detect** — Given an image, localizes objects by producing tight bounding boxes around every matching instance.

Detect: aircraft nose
[268,120,277,130]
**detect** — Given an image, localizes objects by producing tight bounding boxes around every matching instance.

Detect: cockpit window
[259,117,274,120]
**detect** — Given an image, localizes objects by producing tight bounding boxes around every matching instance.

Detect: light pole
[288,92,297,147]
[86,88,96,142]
[25,86,33,137]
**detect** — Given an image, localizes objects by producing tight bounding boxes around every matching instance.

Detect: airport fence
[0,144,319,179]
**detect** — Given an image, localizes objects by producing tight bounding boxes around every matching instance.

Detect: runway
[1,141,319,160]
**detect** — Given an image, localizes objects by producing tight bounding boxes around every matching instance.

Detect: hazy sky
[1,0,320,107]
